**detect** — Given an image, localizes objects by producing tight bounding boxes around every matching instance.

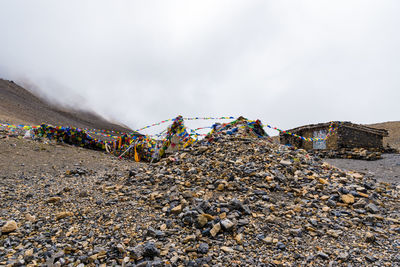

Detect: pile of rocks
[314,148,384,161]
[0,128,399,266]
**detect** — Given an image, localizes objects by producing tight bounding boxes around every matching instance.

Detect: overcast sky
[0,1,399,135]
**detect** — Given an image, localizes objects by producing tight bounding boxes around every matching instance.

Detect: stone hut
[279,121,388,151]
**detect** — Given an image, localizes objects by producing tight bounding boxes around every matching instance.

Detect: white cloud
[0,0,399,133]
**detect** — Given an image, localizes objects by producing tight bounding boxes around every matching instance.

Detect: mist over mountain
[0,1,399,133]
[0,79,131,131]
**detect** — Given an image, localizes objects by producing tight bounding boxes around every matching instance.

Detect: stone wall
[280,125,384,151]
[280,127,338,150]
[337,126,384,149]
[279,133,303,148]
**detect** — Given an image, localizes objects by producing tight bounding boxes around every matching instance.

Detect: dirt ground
[0,137,142,180]
[325,153,400,185]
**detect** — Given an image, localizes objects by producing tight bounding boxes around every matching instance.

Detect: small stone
[146,226,156,237]
[263,236,273,244]
[196,214,209,228]
[357,192,369,198]
[327,199,336,207]
[142,242,159,258]
[25,248,34,257]
[317,252,329,260]
[337,252,349,261]
[290,228,302,237]
[349,190,360,197]
[155,230,165,238]
[25,213,36,222]
[203,213,215,221]
[339,187,349,194]
[170,256,179,264]
[183,234,196,243]
[217,183,225,191]
[276,241,286,250]
[221,246,234,253]
[353,199,367,209]
[130,245,144,259]
[198,243,209,254]
[171,205,182,215]
[56,212,73,220]
[341,194,355,204]
[47,197,61,203]
[365,255,377,262]
[280,160,292,166]
[254,190,268,195]
[220,219,234,231]
[365,232,376,243]
[229,198,251,215]
[1,220,18,233]
[117,243,125,253]
[320,195,330,201]
[365,203,380,214]
[319,178,329,184]
[89,254,98,261]
[327,229,341,238]
[237,218,249,226]
[210,223,221,237]
[79,191,89,197]
[234,233,243,244]
[322,206,330,212]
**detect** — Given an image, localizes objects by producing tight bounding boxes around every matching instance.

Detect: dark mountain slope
[0,79,130,132]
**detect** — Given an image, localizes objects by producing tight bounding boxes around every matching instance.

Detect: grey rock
[365,255,377,262]
[220,219,234,231]
[253,190,268,195]
[130,245,144,259]
[277,241,285,250]
[317,252,329,260]
[228,198,251,215]
[198,243,209,254]
[290,228,303,237]
[365,203,380,214]
[143,242,159,258]
[365,232,376,243]
[337,252,349,261]
[327,200,337,207]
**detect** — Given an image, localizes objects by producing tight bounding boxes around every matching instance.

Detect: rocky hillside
[368,121,400,150]
[0,79,130,132]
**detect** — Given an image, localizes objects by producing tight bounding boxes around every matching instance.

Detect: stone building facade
[279,122,388,151]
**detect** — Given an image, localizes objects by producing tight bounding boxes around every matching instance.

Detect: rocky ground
[325,153,400,185]
[314,148,385,161]
[1,133,400,266]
